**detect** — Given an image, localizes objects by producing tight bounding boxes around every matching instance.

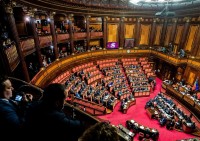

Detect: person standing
[0,75,33,140]
[25,83,85,141]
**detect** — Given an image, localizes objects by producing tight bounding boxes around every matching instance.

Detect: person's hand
[22,93,33,102]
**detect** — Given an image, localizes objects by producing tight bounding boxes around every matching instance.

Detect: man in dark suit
[25,83,85,141]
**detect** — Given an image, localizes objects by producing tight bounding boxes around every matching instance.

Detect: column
[86,15,90,51]
[68,14,74,55]
[29,13,43,68]
[119,17,125,48]
[169,18,178,55]
[135,17,142,47]
[103,16,107,49]
[179,17,190,50]
[160,18,168,47]
[49,12,59,59]
[170,18,178,43]
[4,3,30,82]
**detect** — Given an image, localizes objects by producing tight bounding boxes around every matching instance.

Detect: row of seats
[51,71,70,84]
[97,59,118,65]
[72,62,94,73]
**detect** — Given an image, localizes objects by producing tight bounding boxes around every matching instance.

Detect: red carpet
[97,78,198,141]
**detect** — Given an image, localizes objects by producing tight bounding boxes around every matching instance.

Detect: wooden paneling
[16,22,27,36]
[184,25,198,52]
[154,24,163,45]
[57,34,70,43]
[39,35,53,48]
[20,38,35,56]
[89,40,100,46]
[187,71,196,85]
[4,45,20,71]
[89,24,102,31]
[139,24,151,45]
[107,23,118,42]
[184,66,200,85]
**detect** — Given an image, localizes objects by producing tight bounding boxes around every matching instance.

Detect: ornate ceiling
[15,0,200,17]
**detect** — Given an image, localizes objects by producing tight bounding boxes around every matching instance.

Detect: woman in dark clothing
[0,75,33,140]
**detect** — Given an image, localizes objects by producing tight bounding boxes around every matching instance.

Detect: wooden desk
[118,124,135,139]
[115,127,132,141]
[126,120,159,141]
[122,99,136,114]
[183,94,195,107]
[146,107,159,119]
[182,121,195,133]
[165,84,200,119]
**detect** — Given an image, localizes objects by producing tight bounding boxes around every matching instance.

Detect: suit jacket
[0,98,25,140]
[0,98,23,129]
[25,101,84,141]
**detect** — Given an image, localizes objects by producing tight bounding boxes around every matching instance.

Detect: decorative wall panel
[107,24,118,42]
[139,24,151,45]
[124,24,135,39]
[154,24,163,45]
[187,71,195,85]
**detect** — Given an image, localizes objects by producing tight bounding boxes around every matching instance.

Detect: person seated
[78,122,120,141]
[191,122,196,130]
[132,122,139,133]
[175,119,182,130]
[145,100,153,109]
[75,92,82,99]
[107,96,117,109]
[129,93,134,100]
[65,80,70,86]
[108,81,114,87]
[180,78,186,86]
[80,70,84,75]
[159,116,167,126]
[120,99,126,110]
[179,49,185,58]
[166,119,175,130]
[118,90,123,98]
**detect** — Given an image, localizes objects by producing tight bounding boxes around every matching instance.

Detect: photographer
[0,75,33,139]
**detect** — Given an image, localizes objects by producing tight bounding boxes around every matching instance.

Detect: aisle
[97,78,197,141]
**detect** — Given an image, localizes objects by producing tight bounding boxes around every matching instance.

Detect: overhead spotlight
[25,16,30,22]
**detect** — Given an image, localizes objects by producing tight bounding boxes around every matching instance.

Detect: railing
[30,49,200,88]
[9,77,43,101]
[72,97,107,116]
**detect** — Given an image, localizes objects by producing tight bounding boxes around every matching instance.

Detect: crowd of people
[0,74,126,141]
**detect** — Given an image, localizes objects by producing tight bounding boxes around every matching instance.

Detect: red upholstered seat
[197,93,200,100]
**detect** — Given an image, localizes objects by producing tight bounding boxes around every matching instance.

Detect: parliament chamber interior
[1,0,200,141]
